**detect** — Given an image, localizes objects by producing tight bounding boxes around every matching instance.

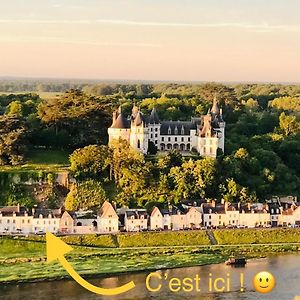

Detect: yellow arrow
[46,232,135,296]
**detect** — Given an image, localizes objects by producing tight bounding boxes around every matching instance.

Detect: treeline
[0,82,299,207]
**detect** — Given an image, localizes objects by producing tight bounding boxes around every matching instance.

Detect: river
[1,254,299,300]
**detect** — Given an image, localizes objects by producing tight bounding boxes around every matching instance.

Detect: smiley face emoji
[253,271,276,294]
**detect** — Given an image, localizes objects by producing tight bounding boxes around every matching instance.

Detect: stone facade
[108,97,225,157]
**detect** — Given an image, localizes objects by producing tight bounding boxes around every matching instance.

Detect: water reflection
[1,254,300,300]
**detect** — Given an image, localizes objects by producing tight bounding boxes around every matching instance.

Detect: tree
[157,150,183,173]
[37,89,111,148]
[109,139,143,182]
[64,179,107,211]
[0,116,27,165]
[6,101,23,116]
[69,145,111,178]
[169,157,217,201]
[279,112,300,136]
[148,141,157,155]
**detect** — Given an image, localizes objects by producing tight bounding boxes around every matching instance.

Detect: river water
[1,254,300,300]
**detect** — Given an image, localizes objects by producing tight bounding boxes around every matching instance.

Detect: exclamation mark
[240,273,244,292]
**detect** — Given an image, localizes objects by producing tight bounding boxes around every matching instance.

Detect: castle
[108,97,225,157]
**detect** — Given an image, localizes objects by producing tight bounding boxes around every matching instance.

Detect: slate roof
[160,121,196,135]
[33,208,61,218]
[148,108,160,124]
[202,204,225,214]
[0,205,29,216]
[125,209,148,219]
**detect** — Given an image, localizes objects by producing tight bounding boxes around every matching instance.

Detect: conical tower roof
[134,111,145,126]
[111,112,129,128]
[149,107,160,124]
[211,95,220,115]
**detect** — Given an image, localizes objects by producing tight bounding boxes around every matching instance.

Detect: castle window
[181,127,185,135]
[162,137,164,141]
[203,147,206,154]
[188,137,190,142]
[210,140,212,145]
[150,128,153,132]
[174,127,178,135]
[168,127,171,134]
[175,137,177,142]
[155,134,158,138]
[150,134,153,138]
[137,140,141,149]
[168,137,171,142]
[181,137,184,142]
[210,147,212,154]
[155,128,158,132]
[155,140,158,144]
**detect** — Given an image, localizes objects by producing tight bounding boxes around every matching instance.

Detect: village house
[73,210,98,234]
[201,201,226,227]
[150,206,163,230]
[124,209,148,232]
[170,209,187,230]
[59,211,76,234]
[32,208,61,234]
[277,197,300,226]
[186,207,202,229]
[97,201,119,233]
[0,205,32,234]
[238,203,271,228]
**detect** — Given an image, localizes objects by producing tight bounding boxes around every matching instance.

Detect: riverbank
[1,229,300,284]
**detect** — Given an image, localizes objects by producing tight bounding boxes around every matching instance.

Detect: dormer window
[168,126,171,135]
[141,215,144,220]
[181,126,185,135]
[131,215,134,220]
[174,126,178,135]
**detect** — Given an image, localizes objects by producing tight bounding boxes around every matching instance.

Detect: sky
[0,0,300,82]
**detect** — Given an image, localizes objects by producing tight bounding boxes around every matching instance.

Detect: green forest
[0,81,299,210]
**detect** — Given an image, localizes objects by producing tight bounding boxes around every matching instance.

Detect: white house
[238,203,271,228]
[186,207,202,229]
[32,208,61,234]
[0,205,32,234]
[124,209,148,232]
[59,211,76,234]
[150,206,163,230]
[98,201,119,233]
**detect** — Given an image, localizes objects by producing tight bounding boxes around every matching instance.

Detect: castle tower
[129,107,149,154]
[148,107,161,149]
[108,106,131,145]
[196,95,225,157]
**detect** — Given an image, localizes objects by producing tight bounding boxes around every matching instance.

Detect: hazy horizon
[1,0,300,82]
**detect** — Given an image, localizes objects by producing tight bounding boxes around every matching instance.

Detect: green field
[26,149,70,165]
[1,228,300,283]
[0,237,224,283]
[0,149,70,174]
